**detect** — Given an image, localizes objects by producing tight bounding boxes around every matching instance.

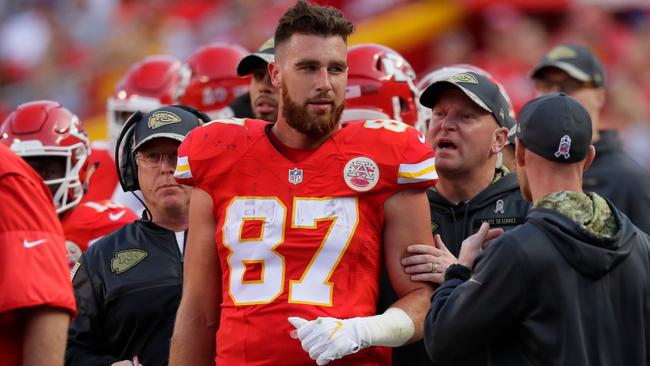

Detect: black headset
[115,105,210,192]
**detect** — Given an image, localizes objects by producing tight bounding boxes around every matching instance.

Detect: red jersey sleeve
[82,141,119,203]
[0,173,75,315]
[343,120,437,193]
[174,131,196,186]
[174,118,269,190]
[395,122,437,189]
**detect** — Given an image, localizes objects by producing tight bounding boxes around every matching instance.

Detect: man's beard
[281,85,344,139]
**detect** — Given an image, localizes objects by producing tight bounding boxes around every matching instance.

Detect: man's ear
[491,126,509,154]
[594,87,606,110]
[269,62,281,89]
[515,139,526,168]
[583,145,596,171]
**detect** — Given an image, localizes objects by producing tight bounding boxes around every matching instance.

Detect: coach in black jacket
[418,69,531,257]
[383,69,530,366]
[531,43,650,233]
[583,129,650,233]
[66,106,205,366]
[425,94,650,366]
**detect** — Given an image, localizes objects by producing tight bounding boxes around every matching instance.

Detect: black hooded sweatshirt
[427,172,531,255]
[425,199,650,366]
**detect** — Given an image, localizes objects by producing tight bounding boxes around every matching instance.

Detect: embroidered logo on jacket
[494,199,505,214]
[111,249,148,274]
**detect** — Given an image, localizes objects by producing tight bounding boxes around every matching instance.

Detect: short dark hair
[275,1,354,48]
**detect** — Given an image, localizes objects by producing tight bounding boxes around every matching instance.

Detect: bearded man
[168,1,441,366]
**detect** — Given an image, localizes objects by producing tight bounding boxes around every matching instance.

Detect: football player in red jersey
[1,101,137,268]
[179,42,251,119]
[341,43,421,129]
[84,55,190,214]
[0,143,75,366]
[169,2,439,366]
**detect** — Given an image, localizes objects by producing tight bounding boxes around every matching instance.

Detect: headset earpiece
[115,111,143,192]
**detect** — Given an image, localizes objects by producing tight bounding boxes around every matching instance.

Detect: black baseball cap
[237,37,275,77]
[517,93,592,163]
[132,105,205,151]
[531,44,605,87]
[419,71,516,129]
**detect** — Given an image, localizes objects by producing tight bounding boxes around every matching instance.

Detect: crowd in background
[1,0,649,169]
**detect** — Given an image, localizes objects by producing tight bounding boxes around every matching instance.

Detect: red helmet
[179,42,251,114]
[1,100,90,213]
[343,43,420,126]
[106,55,190,148]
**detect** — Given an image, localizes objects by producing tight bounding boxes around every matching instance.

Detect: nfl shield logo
[288,168,303,185]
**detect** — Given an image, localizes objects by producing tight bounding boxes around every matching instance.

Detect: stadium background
[0,0,648,168]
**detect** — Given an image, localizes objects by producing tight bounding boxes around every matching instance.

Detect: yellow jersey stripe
[398,165,436,179]
[175,164,190,173]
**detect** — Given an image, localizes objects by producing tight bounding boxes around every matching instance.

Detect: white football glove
[288,316,370,366]
[288,308,415,365]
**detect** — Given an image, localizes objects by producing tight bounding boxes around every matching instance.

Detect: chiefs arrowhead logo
[111,249,148,274]
[148,111,182,129]
[448,73,479,84]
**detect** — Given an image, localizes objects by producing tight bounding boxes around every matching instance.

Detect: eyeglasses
[534,77,593,95]
[135,151,178,168]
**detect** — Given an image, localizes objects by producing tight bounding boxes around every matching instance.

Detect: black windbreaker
[425,200,650,366]
[65,219,184,366]
[383,172,530,366]
[584,129,650,233]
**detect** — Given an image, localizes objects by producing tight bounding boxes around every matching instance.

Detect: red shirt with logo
[82,141,119,203]
[0,144,76,366]
[175,118,436,366]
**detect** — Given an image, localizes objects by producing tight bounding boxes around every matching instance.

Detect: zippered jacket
[66,219,185,366]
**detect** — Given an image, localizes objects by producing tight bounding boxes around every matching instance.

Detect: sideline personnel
[425,93,650,366]
[389,70,531,366]
[65,105,207,366]
[531,43,650,233]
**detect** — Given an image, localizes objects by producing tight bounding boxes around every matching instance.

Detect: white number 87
[223,196,358,306]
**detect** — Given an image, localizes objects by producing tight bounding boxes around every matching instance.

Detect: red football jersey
[62,199,138,267]
[0,144,76,366]
[82,141,119,203]
[175,119,436,366]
